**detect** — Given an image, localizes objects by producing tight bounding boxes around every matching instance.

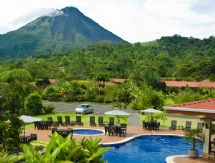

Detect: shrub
[22,133,109,162]
[42,86,56,100]
[26,92,43,115]
[47,92,62,101]
[43,104,55,114]
[95,95,105,103]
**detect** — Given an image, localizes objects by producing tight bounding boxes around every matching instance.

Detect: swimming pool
[73,129,104,135]
[103,135,203,163]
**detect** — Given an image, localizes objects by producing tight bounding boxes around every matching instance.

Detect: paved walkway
[25,125,184,143]
[173,156,214,163]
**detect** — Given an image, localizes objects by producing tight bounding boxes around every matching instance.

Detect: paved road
[43,101,141,126]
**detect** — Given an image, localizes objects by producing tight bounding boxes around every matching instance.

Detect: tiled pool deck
[24,126,214,163]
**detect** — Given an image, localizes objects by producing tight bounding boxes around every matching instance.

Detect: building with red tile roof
[49,79,58,84]
[111,78,127,83]
[164,98,215,117]
[163,80,215,88]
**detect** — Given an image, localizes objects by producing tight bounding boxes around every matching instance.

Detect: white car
[75,104,93,114]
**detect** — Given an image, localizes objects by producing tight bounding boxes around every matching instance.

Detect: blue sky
[0,0,214,42]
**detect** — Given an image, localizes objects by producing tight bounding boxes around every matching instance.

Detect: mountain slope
[0,6,125,59]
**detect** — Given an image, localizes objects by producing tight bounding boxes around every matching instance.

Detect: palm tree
[185,129,203,158]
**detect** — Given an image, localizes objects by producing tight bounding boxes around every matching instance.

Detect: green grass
[139,113,203,129]
[25,113,129,128]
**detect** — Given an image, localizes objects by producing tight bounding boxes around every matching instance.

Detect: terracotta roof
[163,80,215,88]
[104,82,116,86]
[49,79,58,84]
[111,78,126,83]
[165,98,215,113]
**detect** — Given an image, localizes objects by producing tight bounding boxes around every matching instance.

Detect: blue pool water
[103,135,203,163]
[73,129,103,135]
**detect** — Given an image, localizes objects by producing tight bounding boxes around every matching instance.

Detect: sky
[0,0,215,43]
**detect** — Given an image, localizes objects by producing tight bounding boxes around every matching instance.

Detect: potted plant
[184,129,203,158]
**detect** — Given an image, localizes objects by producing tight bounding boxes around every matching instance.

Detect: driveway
[43,101,140,126]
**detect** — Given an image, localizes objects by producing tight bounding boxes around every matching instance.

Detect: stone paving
[24,125,185,143]
[173,156,214,163]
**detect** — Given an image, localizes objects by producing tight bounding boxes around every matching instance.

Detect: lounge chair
[76,116,83,126]
[184,121,192,131]
[197,122,203,130]
[65,116,75,126]
[109,117,115,126]
[90,116,96,126]
[47,117,59,127]
[98,116,104,126]
[57,116,63,126]
[169,120,177,130]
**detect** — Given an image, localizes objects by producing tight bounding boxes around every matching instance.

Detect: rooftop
[165,98,215,113]
[163,80,215,88]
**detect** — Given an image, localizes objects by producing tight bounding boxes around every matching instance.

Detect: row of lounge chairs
[34,116,117,130]
[169,120,203,131]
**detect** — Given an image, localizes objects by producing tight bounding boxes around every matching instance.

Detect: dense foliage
[1,35,215,109]
[22,132,109,163]
[25,93,43,115]
[1,35,215,80]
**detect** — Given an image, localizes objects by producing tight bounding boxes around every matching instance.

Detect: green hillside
[1,35,215,81]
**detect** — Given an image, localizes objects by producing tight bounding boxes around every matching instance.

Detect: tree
[0,82,10,119]
[184,129,203,158]
[130,85,164,110]
[5,69,32,83]
[113,84,134,109]
[25,93,43,115]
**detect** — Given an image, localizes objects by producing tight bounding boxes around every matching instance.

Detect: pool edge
[166,155,187,163]
[73,128,105,136]
[102,133,184,146]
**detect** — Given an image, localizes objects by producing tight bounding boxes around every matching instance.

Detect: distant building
[163,80,215,88]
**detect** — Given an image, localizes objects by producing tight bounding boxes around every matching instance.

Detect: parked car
[75,104,93,114]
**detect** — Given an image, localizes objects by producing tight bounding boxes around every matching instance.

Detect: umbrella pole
[24,124,25,136]
[118,116,119,124]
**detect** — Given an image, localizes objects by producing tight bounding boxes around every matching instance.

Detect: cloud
[191,0,215,15]
[0,0,215,42]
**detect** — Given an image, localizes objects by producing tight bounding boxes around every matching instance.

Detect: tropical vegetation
[22,132,109,163]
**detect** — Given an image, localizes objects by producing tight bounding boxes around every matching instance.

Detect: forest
[1,35,215,81]
[0,35,215,111]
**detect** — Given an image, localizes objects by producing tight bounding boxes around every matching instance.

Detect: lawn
[26,113,129,128]
[139,113,203,129]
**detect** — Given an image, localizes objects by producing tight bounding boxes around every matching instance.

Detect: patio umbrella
[20,115,41,135]
[140,108,161,114]
[104,110,130,124]
[140,108,162,121]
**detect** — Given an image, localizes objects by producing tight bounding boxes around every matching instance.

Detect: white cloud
[0,0,214,42]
